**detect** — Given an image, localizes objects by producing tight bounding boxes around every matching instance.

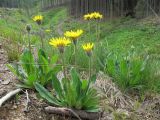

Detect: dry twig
[0,88,22,107]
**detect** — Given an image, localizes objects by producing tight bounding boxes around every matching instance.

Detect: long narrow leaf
[51,75,64,99]
[35,82,61,106]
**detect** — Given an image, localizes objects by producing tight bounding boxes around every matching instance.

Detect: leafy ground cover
[60,14,160,93]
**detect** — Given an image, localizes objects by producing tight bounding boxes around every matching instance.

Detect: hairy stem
[40,27,44,49]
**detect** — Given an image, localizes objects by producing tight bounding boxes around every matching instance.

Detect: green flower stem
[74,44,77,66]
[96,20,100,41]
[89,56,92,79]
[61,53,66,79]
[96,21,98,41]
[98,21,101,41]
[28,32,31,52]
[41,37,44,49]
[17,42,20,60]
[86,56,92,94]
[88,21,91,41]
[39,27,44,49]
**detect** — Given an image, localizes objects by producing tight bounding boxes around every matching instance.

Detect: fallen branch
[0,88,22,107]
[45,106,101,120]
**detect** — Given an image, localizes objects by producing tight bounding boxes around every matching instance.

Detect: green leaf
[6,64,17,75]
[82,80,88,90]
[38,49,47,59]
[51,75,63,99]
[71,68,80,84]
[38,56,50,74]
[20,49,35,75]
[26,73,37,87]
[90,74,97,83]
[52,66,61,74]
[50,55,58,65]
[35,82,61,106]
[16,84,32,89]
[71,68,81,97]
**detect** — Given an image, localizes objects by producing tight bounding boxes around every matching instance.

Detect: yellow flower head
[82,43,94,56]
[83,12,103,20]
[64,29,83,44]
[49,37,71,53]
[33,15,43,25]
[45,29,51,33]
[93,12,103,19]
[84,13,92,20]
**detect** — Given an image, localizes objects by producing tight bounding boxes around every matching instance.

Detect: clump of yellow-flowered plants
[7,13,101,114]
[49,27,94,80]
[84,12,103,41]
[84,12,103,20]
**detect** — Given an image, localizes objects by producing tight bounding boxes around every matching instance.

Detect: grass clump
[105,51,151,93]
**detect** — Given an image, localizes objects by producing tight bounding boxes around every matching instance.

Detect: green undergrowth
[0,7,160,93]
[0,7,67,61]
[61,17,160,93]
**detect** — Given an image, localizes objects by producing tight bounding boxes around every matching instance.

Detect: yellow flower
[83,12,103,20]
[64,29,83,44]
[84,14,92,20]
[92,12,103,19]
[82,43,94,56]
[49,37,71,53]
[45,29,51,33]
[33,15,43,25]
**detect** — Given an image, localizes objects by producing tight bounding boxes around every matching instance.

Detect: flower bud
[26,24,31,33]
[36,20,42,25]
